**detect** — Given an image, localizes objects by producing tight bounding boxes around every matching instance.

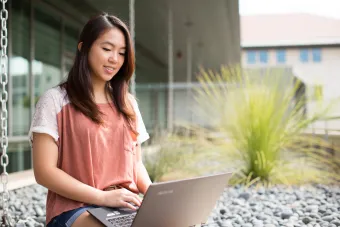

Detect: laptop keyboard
[107,213,136,227]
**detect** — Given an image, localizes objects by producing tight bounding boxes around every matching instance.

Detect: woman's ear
[78,42,83,52]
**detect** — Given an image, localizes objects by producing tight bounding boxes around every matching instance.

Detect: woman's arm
[33,133,142,209]
[33,133,106,205]
[135,145,152,194]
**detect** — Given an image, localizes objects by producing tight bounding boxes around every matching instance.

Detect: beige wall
[241,46,340,67]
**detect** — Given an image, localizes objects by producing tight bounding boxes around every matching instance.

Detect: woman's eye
[103,48,110,51]
[119,53,126,56]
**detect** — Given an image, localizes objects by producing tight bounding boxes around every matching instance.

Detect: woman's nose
[109,52,119,63]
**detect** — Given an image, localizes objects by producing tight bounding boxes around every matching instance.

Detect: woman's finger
[125,196,141,207]
[123,191,142,204]
[122,201,137,210]
[132,194,142,204]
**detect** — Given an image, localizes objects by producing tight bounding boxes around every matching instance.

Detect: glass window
[7,141,32,173]
[247,51,256,64]
[157,90,167,130]
[34,7,62,100]
[312,48,322,62]
[276,50,286,63]
[300,49,309,63]
[63,24,79,77]
[11,0,31,136]
[259,50,268,63]
[65,25,79,54]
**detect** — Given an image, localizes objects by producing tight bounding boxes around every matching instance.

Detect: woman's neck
[92,80,110,104]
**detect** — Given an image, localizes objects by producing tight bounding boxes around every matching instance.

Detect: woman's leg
[71,212,104,227]
[48,206,104,227]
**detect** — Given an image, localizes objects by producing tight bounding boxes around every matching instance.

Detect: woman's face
[88,27,126,84]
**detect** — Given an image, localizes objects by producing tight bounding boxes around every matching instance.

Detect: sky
[239,0,340,19]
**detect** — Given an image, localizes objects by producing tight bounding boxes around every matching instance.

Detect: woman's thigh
[71,211,104,227]
[47,206,102,227]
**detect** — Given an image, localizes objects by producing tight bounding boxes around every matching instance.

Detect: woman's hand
[100,188,142,210]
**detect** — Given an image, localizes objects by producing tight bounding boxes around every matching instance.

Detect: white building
[241,13,340,134]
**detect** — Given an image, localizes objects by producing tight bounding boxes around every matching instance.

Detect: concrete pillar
[129,0,136,95]
[167,4,174,132]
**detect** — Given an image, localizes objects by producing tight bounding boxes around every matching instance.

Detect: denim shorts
[47,205,99,227]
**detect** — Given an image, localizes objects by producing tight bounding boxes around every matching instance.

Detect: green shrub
[143,128,225,183]
[194,65,340,186]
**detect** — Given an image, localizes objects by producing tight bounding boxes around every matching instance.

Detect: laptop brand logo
[157,190,174,195]
[107,211,120,217]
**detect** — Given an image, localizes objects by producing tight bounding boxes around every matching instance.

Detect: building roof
[241,13,340,48]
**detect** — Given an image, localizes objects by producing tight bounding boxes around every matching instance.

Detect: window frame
[300,49,309,63]
[259,50,268,64]
[276,49,286,63]
[312,48,322,62]
[246,50,257,64]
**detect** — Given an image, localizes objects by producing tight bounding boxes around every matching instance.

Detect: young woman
[29,13,152,227]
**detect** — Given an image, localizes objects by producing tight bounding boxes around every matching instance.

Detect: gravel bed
[205,184,340,227]
[2,184,340,227]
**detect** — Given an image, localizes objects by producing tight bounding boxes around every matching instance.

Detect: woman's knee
[71,212,104,227]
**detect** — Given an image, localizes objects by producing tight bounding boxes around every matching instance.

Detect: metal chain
[0,0,13,226]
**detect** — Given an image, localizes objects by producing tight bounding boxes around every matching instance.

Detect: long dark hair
[61,13,136,130]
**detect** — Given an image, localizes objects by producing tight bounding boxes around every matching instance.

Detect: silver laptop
[87,172,232,227]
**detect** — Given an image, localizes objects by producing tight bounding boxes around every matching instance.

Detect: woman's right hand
[100,188,142,210]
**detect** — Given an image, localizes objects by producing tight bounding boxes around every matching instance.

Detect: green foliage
[23,95,39,108]
[143,128,227,183]
[142,133,192,183]
[194,65,340,186]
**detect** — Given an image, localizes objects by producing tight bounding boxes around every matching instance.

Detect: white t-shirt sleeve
[131,97,149,144]
[28,89,60,146]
